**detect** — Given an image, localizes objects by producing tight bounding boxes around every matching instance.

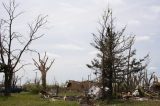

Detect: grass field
[1,92,160,106]
[0,92,78,106]
[97,99,160,106]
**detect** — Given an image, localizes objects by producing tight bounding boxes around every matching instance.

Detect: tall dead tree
[87,9,131,99]
[33,52,54,90]
[87,8,149,99]
[0,0,47,96]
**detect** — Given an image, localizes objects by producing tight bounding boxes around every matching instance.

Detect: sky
[0,0,160,85]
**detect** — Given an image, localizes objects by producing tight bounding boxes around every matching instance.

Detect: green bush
[23,84,42,94]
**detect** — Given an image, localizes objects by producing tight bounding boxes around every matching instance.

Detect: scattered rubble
[132,90,139,97]
[38,82,160,105]
[88,86,109,100]
[79,96,95,106]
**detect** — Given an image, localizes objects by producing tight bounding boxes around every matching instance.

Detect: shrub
[23,83,42,94]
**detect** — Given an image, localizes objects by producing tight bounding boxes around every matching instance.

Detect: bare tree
[33,52,54,90]
[12,72,24,87]
[0,0,47,96]
[125,36,149,91]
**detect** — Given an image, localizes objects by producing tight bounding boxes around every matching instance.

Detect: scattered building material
[132,90,139,97]
[66,80,96,92]
[88,85,109,100]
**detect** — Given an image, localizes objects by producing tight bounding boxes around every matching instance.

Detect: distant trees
[0,0,47,96]
[33,52,54,90]
[87,9,148,100]
[124,37,149,92]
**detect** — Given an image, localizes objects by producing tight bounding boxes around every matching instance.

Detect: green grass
[97,99,160,106]
[1,92,160,106]
[0,92,78,106]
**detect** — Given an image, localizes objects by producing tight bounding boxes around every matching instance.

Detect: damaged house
[66,80,95,92]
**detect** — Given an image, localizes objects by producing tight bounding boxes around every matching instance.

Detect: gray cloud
[0,0,159,83]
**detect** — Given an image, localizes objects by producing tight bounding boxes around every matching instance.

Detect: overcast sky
[0,0,160,84]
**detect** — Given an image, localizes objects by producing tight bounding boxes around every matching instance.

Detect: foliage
[23,84,42,94]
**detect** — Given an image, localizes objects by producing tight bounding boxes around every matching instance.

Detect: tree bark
[4,70,13,96]
[42,73,46,90]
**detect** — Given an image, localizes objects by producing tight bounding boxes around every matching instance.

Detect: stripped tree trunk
[33,52,54,91]
[42,73,47,90]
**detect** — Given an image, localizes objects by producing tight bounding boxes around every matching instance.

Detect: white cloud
[88,50,99,55]
[109,0,126,6]
[136,36,150,42]
[45,52,61,58]
[149,67,158,72]
[53,44,85,51]
[151,5,160,14]
[0,0,160,83]
[128,20,141,26]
